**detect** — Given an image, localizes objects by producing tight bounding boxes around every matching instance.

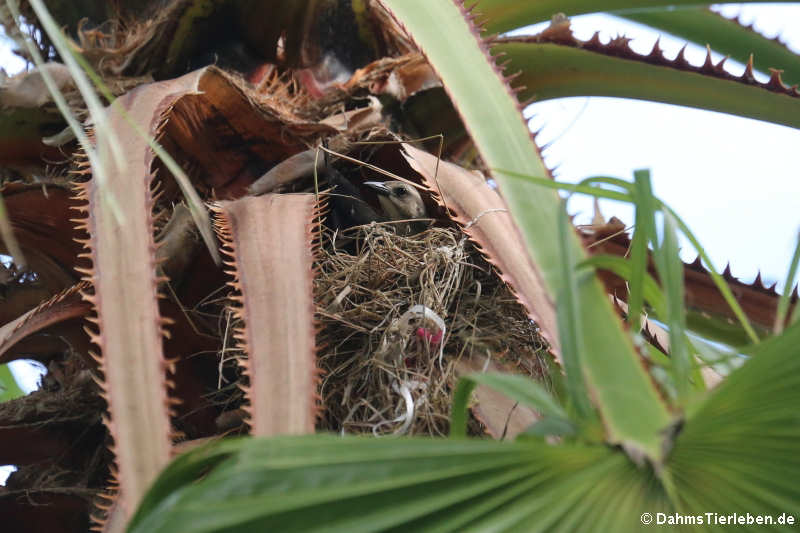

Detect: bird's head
[363,180,426,221]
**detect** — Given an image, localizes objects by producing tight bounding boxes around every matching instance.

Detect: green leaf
[500,170,633,203]
[578,255,667,319]
[475,0,797,35]
[670,320,800,519]
[688,334,742,379]
[497,40,800,130]
[128,438,243,530]
[623,7,800,87]
[0,363,24,402]
[11,0,126,223]
[0,105,65,164]
[644,343,671,368]
[684,311,756,348]
[477,1,800,88]
[450,372,568,438]
[660,204,759,344]
[380,0,670,461]
[653,209,691,402]
[130,435,672,533]
[522,416,577,438]
[775,231,800,333]
[555,201,594,420]
[499,170,760,345]
[628,170,658,328]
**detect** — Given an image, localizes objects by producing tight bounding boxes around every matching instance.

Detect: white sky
[1,2,800,483]
[526,3,800,290]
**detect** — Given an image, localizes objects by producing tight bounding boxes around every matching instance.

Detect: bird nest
[314,223,551,437]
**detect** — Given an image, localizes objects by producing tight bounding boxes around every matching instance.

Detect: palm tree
[0,1,798,531]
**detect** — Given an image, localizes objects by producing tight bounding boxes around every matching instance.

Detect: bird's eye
[395,187,408,197]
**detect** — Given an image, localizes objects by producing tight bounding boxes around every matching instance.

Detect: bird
[325,166,381,229]
[325,168,429,237]
[362,180,428,235]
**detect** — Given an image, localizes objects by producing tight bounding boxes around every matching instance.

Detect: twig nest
[315,224,550,436]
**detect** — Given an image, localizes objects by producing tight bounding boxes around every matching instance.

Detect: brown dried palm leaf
[401,143,560,362]
[0,281,90,365]
[213,193,322,436]
[582,219,796,335]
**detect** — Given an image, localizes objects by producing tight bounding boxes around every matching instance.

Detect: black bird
[363,180,428,235]
[326,166,381,229]
[325,168,428,237]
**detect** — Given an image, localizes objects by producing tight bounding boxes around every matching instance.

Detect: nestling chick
[326,169,429,239]
[363,180,428,235]
[326,167,381,229]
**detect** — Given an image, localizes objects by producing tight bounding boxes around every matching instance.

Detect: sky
[1,3,799,482]
[524,3,800,291]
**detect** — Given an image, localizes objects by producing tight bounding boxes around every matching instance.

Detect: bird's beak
[363,181,391,196]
